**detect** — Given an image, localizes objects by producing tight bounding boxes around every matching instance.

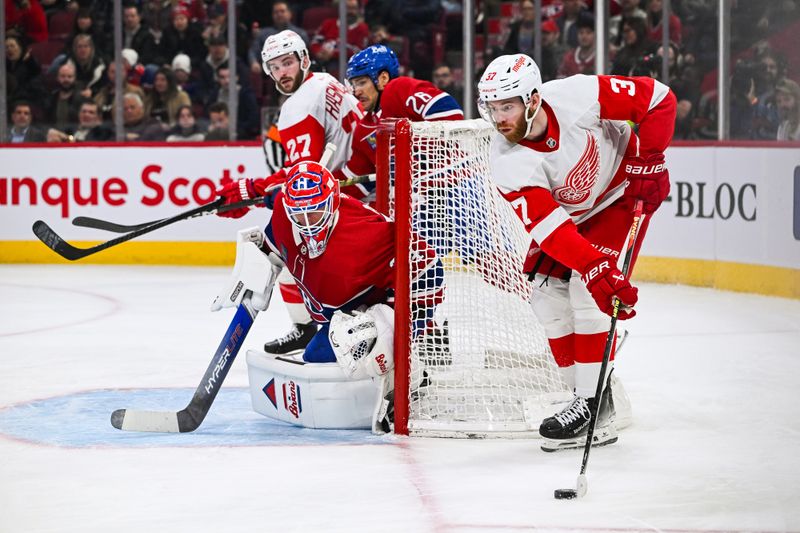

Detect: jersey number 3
[609,78,636,96]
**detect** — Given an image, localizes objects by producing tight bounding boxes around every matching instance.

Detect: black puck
[554,489,578,500]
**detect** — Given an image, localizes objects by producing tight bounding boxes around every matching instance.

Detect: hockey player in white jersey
[477,54,676,451]
[215,29,363,356]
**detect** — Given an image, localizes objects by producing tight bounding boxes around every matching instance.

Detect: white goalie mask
[477,54,543,137]
[329,304,395,380]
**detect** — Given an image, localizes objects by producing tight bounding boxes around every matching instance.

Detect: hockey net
[376,118,570,438]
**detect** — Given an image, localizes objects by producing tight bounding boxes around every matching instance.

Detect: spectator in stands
[310,0,370,77]
[67,33,106,95]
[248,1,308,74]
[610,17,652,76]
[208,65,260,140]
[729,60,760,140]
[161,5,207,70]
[432,63,463,109]
[63,7,108,62]
[45,60,87,132]
[540,19,567,82]
[502,0,536,57]
[5,34,45,111]
[8,100,46,143]
[609,0,647,48]
[201,3,249,63]
[368,24,404,57]
[122,92,166,141]
[775,79,800,141]
[556,0,591,49]
[166,104,206,142]
[4,0,48,43]
[383,0,443,80]
[204,101,230,141]
[145,67,191,128]
[171,53,203,106]
[558,13,595,78]
[122,48,145,86]
[646,0,682,46]
[199,35,240,96]
[141,0,173,43]
[123,3,158,66]
[46,99,113,142]
[94,60,145,122]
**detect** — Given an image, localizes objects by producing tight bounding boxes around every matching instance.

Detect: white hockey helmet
[477,54,543,135]
[261,30,309,92]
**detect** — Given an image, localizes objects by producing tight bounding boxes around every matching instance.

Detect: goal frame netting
[376,118,570,438]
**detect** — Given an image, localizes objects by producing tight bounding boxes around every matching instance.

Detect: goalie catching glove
[329,304,394,380]
[623,152,669,215]
[581,256,638,319]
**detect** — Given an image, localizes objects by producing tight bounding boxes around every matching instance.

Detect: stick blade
[32,220,86,261]
[110,408,180,433]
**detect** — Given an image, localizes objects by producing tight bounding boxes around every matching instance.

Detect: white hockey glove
[329,304,394,380]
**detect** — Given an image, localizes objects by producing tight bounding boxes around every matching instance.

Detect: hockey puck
[553,489,578,500]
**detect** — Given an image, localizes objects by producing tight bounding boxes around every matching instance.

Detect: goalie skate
[539,380,617,453]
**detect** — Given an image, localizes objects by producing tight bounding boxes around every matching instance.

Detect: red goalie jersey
[490,74,676,274]
[263,193,443,324]
[336,76,464,188]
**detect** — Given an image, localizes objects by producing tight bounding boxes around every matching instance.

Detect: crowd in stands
[4,0,800,143]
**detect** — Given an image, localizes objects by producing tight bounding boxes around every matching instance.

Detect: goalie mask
[283,161,340,259]
[477,54,543,138]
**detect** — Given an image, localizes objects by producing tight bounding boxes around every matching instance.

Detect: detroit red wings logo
[553,132,600,205]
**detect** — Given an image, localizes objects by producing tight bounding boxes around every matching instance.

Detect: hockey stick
[554,199,645,500]
[32,196,268,260]
[69,196,276,234]
[71,173,376,234]
[111,292,258,432]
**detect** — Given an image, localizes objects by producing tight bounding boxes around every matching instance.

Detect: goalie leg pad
[246,350,382,429]
[329,304,394,380]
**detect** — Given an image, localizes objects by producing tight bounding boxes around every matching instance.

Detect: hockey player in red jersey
[215,30,363,357]
[477,54,676,451]
[262,161,443,353]
[335,44,464,189]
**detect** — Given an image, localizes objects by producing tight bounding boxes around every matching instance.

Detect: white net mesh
[385,119,570,438]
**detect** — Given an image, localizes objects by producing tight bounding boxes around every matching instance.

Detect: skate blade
[541,427,618,453]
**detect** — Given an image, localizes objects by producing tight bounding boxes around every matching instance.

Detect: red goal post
[376,118,570,438]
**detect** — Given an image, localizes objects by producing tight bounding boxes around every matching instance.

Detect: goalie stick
[554,200,645,501]
[111,293,258,432]
[69,174,376,234]
[110,143,337,433]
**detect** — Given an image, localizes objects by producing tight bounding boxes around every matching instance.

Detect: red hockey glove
[216,178,258,218]
[215,171,288,218]
[581,256,639,319]
[623,153,670,215]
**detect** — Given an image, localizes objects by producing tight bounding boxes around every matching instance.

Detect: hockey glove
[581,256,639,319]
[215,172,287,218]
[216,179,258,218]
[623,153,670,215]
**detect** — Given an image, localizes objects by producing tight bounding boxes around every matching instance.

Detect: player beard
[280,71,304,94]
[498,114,529,144]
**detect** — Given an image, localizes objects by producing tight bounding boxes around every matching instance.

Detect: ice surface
[1,265,799,533]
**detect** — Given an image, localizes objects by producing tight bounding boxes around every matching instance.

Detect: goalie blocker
[246,304,395,433]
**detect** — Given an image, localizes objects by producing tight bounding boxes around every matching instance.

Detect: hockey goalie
[228,161,445,433]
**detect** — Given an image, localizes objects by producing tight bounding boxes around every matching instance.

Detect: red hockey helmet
[283,161,341,258]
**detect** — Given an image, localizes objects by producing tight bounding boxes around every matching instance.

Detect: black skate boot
[539,379,617,452]
[417,321,451,367]
[264,322,318,355]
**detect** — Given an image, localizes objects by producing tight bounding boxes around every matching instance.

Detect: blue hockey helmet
[346,44,399,85]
